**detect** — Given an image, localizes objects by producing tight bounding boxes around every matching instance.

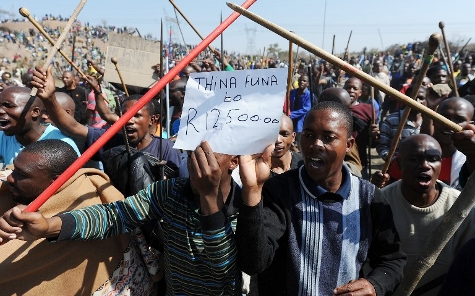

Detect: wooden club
[110,57,130,97]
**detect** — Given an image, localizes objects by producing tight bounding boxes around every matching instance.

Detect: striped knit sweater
[237,165,406,295]
[58,178,242,296]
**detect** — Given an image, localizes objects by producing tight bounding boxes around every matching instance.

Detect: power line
[244,24,257,55]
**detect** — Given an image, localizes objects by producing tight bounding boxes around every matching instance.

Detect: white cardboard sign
[174,68,287,155]
[104,33,161,88]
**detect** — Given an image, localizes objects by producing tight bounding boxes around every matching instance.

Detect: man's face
[433,100,472,146]
[272,117,295,158]
[405,63,417,77]
[431,70,447,85]
[467,56,473,64]
[373,61,383,73]
[298,76,309,90]
[361,85,370,98]
[8,152,55,204]
[454,61,462,71]
[0,88,30,136]
[343,79,362,105]
[462,63,471,76]
[122,100,152,147]
[169,87,185,108]
[399,138,441,193]
[300,109,353,186]
[62,72,74,87]
[181,68,192,80]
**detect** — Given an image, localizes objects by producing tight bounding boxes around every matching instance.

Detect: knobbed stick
[226,2,462,133]
[110,57,129,97]
[394,168,475,295]
[109,57,132,157]
[285,32,294,116]
[169,0,216,54]
[381,33,442,174]
[439,21,459,97]
[19,7,86,78]
[23,0,257,213]
[20,0,87,96]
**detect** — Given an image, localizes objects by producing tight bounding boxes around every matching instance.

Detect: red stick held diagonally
[24,0,257,212]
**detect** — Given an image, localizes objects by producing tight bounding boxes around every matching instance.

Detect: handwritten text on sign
[174,68,287,155]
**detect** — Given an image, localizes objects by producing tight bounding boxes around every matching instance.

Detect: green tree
[267,43,281,58]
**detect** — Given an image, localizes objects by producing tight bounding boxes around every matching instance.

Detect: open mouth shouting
[0,118,10,129]
[125,126,137,138]
[0,118,10,127]
[306,156,324,170]
[416,173,433,187]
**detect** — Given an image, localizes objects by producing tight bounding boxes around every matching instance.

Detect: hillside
[0,19,108,78]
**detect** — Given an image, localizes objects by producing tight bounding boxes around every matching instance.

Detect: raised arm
[32,65,88,139]
[84,75,119,125]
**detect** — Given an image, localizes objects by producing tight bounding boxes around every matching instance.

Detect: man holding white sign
[237,101,406,295]
[174,68,287,155]
[0,68,288,295]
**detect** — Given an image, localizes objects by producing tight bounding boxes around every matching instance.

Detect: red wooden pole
[25,0,257,212]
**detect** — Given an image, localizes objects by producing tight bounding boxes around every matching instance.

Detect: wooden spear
[226,2,461,133]
[169,0,216,54]
[331,34,335,55]
[220,11,224,71]
[381,33,442,174]
[285,32,294,116]
[439,21,459,97]
[21,0,87,96]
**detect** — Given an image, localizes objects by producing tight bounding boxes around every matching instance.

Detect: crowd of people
[1,13,475,296]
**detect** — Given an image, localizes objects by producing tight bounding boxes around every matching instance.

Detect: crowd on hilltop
[2,13,475,296]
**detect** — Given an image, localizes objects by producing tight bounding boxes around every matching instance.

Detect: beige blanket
[0,168,130,296]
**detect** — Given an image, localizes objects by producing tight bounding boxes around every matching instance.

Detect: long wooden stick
[110,57,129,97]
[109,57,131,157]
[221,11,225,71]
[343,30,352,61]
[159,19,164,153]
[23,0,257,213]
[381,33,442,174]
[226,3,462,132]
[21,0,87,96]
[331,34,335,55]
[285,33,294,116]
[160,19,164,79]
[19,7,87,78]
[439,21,459,97]
[169,0,216,54]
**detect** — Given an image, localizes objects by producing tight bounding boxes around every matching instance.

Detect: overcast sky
[1,0,474,56]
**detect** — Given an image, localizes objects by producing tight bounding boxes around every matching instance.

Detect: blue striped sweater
[58,178,242,295]
[237,165,406,295]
